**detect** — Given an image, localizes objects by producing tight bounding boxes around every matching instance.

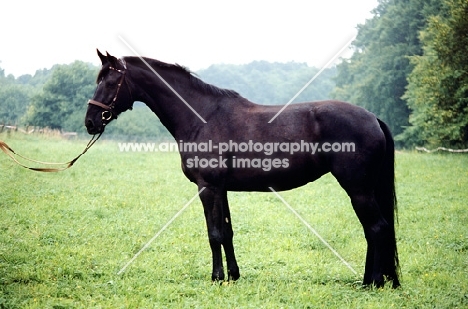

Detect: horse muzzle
[85,99,118,134]
[85,117,105,135]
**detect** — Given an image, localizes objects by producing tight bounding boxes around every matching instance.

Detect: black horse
[85,50,400,288]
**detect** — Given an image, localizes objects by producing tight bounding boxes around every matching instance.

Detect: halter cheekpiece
[88,59,129,122]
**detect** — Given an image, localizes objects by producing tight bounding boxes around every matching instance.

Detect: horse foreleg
[220,191,240,281]
[199,184,239,281]
[199,185,225,281]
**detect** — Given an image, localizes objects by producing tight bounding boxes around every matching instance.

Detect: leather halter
[88,60,129,121]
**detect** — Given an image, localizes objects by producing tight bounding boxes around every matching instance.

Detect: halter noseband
[88,60,129,122]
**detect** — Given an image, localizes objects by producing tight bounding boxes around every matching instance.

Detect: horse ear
[97,49,108,65]
[106,51,118,68]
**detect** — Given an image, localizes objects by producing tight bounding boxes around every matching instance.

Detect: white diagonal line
[118,35,207,124]
[268,35,356,123]
[268,187,358,275]
[117,187,206,275]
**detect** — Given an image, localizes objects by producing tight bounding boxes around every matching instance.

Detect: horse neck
[128,62,210,140]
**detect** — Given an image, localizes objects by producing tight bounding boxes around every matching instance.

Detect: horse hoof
[391,279,401,289]
[211,273,225,282]
[228,270,240,281]
[362,279,384,289]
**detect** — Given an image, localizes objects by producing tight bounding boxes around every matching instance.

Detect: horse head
[85,50,133,134]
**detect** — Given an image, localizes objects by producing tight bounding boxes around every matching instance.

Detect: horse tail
[376,118,400,287]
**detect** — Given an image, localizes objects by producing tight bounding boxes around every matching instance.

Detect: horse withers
[85,50,400,288]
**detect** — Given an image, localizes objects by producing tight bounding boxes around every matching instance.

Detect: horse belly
[225,155,326,192]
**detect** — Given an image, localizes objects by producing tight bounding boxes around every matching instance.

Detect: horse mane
[124,57,241,99]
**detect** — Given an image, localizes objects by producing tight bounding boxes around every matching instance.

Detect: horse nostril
[85,118,94,130]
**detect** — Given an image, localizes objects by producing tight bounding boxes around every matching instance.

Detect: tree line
[197,61,336,105]
[1,0,467,147]
[0,61,336,141]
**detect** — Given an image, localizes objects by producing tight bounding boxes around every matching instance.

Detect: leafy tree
[0,63,35,125]
[332,0,442,137]
[401,0,468,147]
[16,68,53,87]
[0,84,30,124]
[25,61,98,131]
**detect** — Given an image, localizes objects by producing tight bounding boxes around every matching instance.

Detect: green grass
[1,133,467,308]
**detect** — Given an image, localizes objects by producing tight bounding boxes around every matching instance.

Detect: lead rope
[0,133,102,172]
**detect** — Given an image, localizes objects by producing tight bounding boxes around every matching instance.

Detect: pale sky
[0,0,377,77]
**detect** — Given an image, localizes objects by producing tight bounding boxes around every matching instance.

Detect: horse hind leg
[349,192,395,287]
[334,161,400,288]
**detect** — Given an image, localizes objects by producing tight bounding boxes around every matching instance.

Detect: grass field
[0,132,467,308]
